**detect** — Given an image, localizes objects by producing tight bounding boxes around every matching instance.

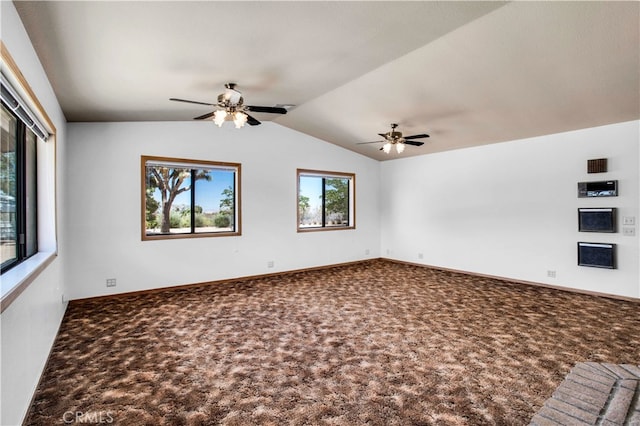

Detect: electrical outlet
[418,253,424,259]
[547,270,556,278]
[365,249,370,255]
[106,278,116,287]
[623,227,636,236]
[623,216,636,226]
[267,261,274,268]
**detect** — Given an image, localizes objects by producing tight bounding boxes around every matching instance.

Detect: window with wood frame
[297,169,355,231]
[142,156,241,240]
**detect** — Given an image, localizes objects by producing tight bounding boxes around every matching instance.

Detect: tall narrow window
[142,156,241,240]
[297,169,355,231]
[1,102,38,272]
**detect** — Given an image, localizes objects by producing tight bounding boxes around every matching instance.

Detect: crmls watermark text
[63,411,114,424]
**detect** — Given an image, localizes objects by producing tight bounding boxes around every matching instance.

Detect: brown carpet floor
[26,260,639,425]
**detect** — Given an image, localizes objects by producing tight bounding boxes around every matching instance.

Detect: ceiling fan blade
[170,98,215,106]
[246,114,261,126]
[357,140,384,145]
[403,140,425,147]
[404,133,430,140]
[378,133,389,138]
[193,111,215,120]
[246,105,287,114]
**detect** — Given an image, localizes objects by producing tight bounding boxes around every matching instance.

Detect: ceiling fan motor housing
[388,131,403,141]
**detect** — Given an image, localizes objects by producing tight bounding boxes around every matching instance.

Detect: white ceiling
[13,1,640,161]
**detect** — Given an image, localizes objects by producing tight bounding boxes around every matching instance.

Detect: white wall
[65,121,380,300]
[0,2,69,425]
[381,121,640,298]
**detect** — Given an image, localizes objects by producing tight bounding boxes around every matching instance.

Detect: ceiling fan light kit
[382,141,406,154]
[213,110,227,127]
[359,123,429,155]
[170,83,287,128]
[233,111,248,128]
[213,109,248,128]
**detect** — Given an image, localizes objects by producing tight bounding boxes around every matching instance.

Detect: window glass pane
[324,178,349,227]
[145,165,191,235]
[1,104,18,267]
[299,175,323,228]
[25,129,37,256]
[194,168,235,233]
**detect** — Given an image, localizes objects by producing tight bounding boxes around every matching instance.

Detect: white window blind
[1,73,49,141]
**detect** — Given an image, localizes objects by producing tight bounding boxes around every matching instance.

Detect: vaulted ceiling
[13,1,640,161]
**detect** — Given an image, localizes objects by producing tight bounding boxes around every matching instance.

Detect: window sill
[1,251,57,313]
[297,226,355,233]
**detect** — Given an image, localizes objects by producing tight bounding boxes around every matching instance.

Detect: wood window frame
[297,168,356,232]
[141,155,242,241]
